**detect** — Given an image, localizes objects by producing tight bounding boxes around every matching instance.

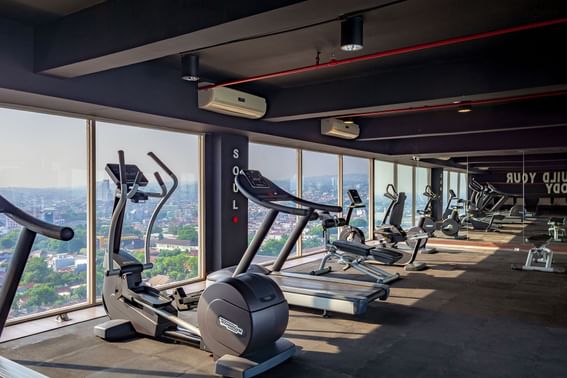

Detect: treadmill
[207,169,389,315]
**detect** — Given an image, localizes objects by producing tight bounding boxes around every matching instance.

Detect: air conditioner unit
[198,87,267,119]
[321,118,360,140]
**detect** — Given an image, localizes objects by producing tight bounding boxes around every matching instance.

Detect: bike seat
[332,240,372,257]
[548,217,565,226]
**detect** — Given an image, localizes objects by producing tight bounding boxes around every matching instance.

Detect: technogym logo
[219,316,243,335]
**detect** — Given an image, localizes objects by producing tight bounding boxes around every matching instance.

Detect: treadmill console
[243,170,270,188]
[347,189,363,205]
[106,164,149,187]
[239,170,292,201]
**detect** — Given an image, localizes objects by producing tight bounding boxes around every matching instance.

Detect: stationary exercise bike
[95,151,296,378]
[338,189,367,243]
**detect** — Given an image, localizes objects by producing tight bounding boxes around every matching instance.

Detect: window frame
[1,106,205,326]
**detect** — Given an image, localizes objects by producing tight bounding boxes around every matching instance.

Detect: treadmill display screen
[244,170,270,188]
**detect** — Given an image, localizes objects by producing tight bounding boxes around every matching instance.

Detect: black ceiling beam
[465,161,567,169]
[264,27,567,121]
[34,0,309,77]
[366,125,567,155]
[452,153,567,163]
[356,96,567,141]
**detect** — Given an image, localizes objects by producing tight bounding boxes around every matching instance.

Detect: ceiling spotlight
[181,54,199,81]
[343,118,355,124]
[457,102,472,113]
[341,15,363,52]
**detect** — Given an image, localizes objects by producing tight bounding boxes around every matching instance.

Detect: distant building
[75,258,88,273]
[3,214,20,231]
[156,238,195,253]
[42,209,55,224]
[52,254,75,271]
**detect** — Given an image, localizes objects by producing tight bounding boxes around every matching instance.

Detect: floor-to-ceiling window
[374,161,395,227]
[343,156,370,239]
[95,122,201,294]
[397,164,414,228]
[459,172,468,202]
[248,143,298,262]
[302,151,339,253]
[0,108,87,320]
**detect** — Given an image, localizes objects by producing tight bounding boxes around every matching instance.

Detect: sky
[2,106,422,189]
[0,108,199,188]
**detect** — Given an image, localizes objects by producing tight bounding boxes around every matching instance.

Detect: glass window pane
[0,108,87,320]
[343,156,370,239]
[96,123,200,295]
[443,170,449,212]
[415,167,430,221]
[302,151,338,254]
[450,171,459,197]
[397,164,414,228]
[248,143,297,263]
[449,171,460,217]
[374,161,394,227]
[459,173,468,202]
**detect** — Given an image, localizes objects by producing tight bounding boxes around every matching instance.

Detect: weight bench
[512,234,565,273]
[311,240,403,284]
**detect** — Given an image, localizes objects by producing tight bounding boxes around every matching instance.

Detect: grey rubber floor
[1,247,567,377]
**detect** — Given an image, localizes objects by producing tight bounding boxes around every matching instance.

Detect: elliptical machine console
[95,151,295,378]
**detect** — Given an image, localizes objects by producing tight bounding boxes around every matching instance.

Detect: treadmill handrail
[235,173,342,215]
[0,195,74,241]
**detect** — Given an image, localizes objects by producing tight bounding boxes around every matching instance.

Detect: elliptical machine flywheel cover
[197,273,288,358]
[441,219,460,237]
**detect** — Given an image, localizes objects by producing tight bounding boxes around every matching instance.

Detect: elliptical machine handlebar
[384,184,398,201]
[144,152,178,265]
[423,185,438,200]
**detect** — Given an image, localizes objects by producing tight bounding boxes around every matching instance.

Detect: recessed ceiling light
[181,54,199,82]
[341,16,363,52]
[457,103,472,113]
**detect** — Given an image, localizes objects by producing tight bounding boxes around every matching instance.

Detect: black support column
[431,168,444,221]
[204,133,249,273]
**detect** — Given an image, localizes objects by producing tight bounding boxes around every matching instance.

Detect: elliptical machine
[95,151,296,378]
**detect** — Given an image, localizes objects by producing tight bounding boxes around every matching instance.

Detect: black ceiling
[0,0,105,24]
[1,0,566,171]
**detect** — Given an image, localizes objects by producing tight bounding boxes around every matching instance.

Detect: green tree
[71,285,87,300]
[308,224,323,236]
[21,257,51,284]
[25,284,58,307]
[259,238,287,256]
[1,237,14,249]
[177,225,198,244]
[0,230,19,249]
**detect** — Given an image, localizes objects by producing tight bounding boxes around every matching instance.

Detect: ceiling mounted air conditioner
[198,87,267,119]
[321,118,360,140]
